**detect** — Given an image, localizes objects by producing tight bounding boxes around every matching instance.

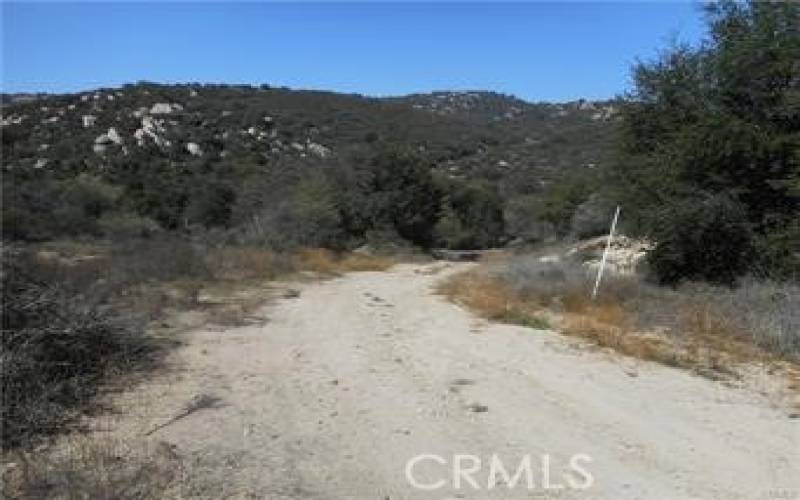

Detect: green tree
[647,195,755,285]
[435,180,505,249]
[534,176,593,237]
[611,0,800,282]
[337,149,442,247]
[185,180,236,228]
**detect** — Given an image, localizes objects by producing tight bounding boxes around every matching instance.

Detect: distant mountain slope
[1,83,619,196]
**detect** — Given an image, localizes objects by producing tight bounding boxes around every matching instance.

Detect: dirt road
[106,263,798,499]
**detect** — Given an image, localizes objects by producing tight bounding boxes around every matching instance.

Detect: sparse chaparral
[2,1,799,498]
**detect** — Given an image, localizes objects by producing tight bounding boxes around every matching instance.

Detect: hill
[2,83,619,246]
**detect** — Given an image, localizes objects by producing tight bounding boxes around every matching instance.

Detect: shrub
[239,179,344,250]
[647,195,755,285]
[694,278,800,357]
[491,254,590,306]
[4,435,182,498]
[437,269,518,320]
[435,181,505,249]
[611,1,800,282]
[184,180,236,228]
[503,196,556,243]
[570,193,615,239]
[205,246,295,281]
[337,149,442,248]
[446,248,799,378]
[530,175,593,237]
[108,237,210,285]
[60,174,122,221]
[434,207,472,250]
[97,213,162,240]
[751,218,800,281]
[484,247,800,361]
[2,174,129,241]
[1,250,156,448]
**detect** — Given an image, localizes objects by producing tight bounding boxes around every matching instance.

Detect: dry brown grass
[551,297,683,366]
[205,246,294,282]
[561,311,678,366]
[438,270,515,319]
[201,292,269,327]
[294,248,340,274]
[437,270,551,329]
[197,248,392,327]
[294,248,394,274]
[440,256,798,380]
[2,435,183,499]
[676,304,769,368]
[338,252,395,272]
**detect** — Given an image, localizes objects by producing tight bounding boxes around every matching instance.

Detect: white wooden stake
[592,205,620,301]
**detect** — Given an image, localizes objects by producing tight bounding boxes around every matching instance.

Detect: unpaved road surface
[105,263,797,499]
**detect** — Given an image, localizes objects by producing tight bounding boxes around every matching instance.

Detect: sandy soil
[87,263,798,499]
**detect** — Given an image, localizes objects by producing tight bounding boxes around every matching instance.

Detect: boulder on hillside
[150,102,183,115]
[107,127,123,145]
[95,133,112,145]
[95,128,122,146]
[186,142,203,156]
[306,142,331,158]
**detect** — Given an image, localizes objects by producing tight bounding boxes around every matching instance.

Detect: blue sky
[2,2,706,101]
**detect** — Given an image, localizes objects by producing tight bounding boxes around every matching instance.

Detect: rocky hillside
[2,83,620,247]
[2,83,618,193]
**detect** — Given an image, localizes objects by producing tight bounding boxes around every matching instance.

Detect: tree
[533,175,593,237]
[435,180,505,249]
[611,0,800,282]
[337,149,442,247]
[185,180,235,228]
[647,195,755,285]
[504,195,556,243]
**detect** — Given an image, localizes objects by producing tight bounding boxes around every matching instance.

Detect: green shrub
[503,195,556,243]
[435,180,505,249]
[647,195,755,286]
[61,174,122,220]
[2,174,123,240]
[108,237,210,285]
[570,193,615,239]
[751,217,800,281]
[239,178,344,250]
[184,180,236,228]
[532,175,593,237]
[336,149,442,248]
[97,212,162,240]
[611,1,800,283]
